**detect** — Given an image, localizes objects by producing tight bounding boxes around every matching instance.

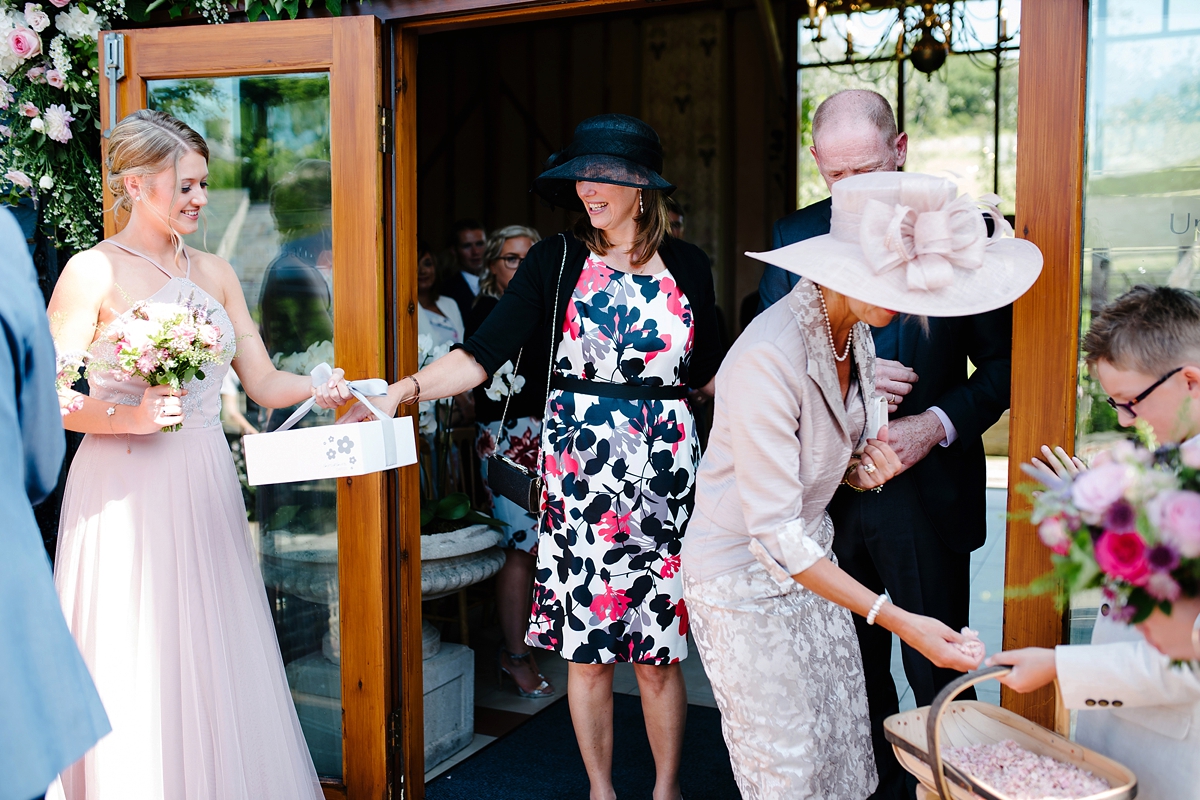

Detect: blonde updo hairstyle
[105,109,209,230]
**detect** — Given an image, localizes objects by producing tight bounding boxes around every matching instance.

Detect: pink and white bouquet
[1026,438,1200,623]
[100,296,229,431]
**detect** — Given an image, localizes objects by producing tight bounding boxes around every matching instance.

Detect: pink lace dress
[49,246,323,799]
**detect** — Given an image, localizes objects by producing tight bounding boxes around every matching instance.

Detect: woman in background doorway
[467,225,554,699]
[418,240,465,347]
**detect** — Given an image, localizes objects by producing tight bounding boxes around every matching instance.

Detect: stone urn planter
[419,523,506,771]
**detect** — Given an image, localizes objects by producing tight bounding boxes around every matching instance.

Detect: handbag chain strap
[493,233,567,470]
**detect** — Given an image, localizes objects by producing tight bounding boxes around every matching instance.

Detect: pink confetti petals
[956,626,986,663]
[943,739,1110,799]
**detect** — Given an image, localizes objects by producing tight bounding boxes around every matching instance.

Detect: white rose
[38,173,52,190]
[23,4,50,32]
[29,116,43,131]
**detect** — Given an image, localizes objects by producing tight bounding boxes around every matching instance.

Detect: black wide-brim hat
[532,114,676,212]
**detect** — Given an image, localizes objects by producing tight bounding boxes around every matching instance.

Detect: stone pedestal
[422,641,475,770]
[420,524,506,771]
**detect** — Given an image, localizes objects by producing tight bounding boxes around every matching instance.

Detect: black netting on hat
[532,114,675,211]
[533,155,674,211]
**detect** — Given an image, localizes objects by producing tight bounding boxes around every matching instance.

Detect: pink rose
[1038,516,1071,555]
[4,169,31,189]
[25,65,44,82]
[8,27,42,60]
[168,322,197,351]
[1181,438,1200,470]
[47,0,68,7]
[19,101,38,118]
[1071,462,1131,521]
[1094,531,1150,586]
[197,323,220,348]
[1154,490,1200,558]
[46,69,63,89]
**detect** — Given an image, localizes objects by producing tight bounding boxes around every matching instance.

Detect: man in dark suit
[440,219,487,322]
[759,90,1012,799]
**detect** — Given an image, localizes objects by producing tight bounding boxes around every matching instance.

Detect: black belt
[550,375,689,401]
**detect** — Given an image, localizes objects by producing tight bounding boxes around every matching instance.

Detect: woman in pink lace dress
[46,110,350,799]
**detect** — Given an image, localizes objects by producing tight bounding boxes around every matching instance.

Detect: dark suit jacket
[441,269,477,325]
[760,199,1011,553]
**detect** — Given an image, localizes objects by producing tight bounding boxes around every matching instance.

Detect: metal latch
[102,33,125,138]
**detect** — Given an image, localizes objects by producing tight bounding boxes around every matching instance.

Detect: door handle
[102,33,125,138]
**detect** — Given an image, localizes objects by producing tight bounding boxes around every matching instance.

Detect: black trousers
[829,472,975,800]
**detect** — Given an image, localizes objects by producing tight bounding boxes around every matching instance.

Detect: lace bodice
[86,277,236,431]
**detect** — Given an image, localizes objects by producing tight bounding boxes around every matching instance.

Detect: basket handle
[924,665,1012,800]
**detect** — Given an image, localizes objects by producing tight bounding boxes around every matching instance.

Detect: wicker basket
[883,666,1137,800]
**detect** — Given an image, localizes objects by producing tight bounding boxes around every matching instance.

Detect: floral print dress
[525,254,698,665]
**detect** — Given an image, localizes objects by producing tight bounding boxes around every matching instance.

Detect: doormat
[424,694,739,800]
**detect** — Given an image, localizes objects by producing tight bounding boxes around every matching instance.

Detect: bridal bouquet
[102,297,229,430]
[1027,439,1200,623]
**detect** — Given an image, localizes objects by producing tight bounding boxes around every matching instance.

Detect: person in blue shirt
[0,205,110,800]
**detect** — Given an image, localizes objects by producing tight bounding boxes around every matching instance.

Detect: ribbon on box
[273,362,398,466]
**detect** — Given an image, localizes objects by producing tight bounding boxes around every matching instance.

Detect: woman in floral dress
[343,114,723,800]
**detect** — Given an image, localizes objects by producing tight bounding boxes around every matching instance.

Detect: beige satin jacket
[683,278,875,583]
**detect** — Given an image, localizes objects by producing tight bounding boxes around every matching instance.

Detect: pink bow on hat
[859,194,989,291]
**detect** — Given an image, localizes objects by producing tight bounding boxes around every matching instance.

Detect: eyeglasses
[1105,366,1184,419]
[492,254,526,270]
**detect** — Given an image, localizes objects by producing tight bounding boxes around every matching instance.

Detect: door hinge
[102,33,125,138]
[388,707,402,753]
[378,105,393,154]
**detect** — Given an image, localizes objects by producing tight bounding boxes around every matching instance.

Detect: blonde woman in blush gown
[46,109,351,799]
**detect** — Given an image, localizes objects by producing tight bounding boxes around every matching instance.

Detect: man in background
[441,219,487,321]
[758,89,1013,799]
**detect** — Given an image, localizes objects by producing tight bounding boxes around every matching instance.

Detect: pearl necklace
[817,285,853,363]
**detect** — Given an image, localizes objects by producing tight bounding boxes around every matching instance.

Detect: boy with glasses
[991,284,1200,800]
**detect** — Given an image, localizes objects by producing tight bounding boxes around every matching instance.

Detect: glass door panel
[147,73,343,779]
[1074,0,1200,639]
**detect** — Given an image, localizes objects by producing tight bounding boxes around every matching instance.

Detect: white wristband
[866,593,889,626]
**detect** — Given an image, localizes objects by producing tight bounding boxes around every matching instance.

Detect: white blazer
[1056,611,1200,799]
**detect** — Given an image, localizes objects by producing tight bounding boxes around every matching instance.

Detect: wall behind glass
[1077,0,1200,457]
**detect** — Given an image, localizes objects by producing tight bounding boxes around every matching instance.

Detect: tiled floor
[428,463,1012,781]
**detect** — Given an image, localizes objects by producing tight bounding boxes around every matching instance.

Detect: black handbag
[485,233,567,514]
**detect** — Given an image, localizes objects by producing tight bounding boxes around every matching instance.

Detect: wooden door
[99,17,393,799]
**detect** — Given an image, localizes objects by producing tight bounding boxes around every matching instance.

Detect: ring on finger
[862,463,877,474]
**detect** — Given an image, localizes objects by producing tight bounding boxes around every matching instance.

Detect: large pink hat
[748,172,1043,317]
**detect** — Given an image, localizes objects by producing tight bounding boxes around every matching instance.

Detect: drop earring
[639,192,644,216]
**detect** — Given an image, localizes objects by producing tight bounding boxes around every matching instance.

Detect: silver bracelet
[866,593,889,626]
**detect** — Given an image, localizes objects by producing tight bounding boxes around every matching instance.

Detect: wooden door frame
[100,17,391,799]
[1004,0,1089,728]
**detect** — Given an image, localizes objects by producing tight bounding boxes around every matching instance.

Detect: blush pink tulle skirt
[49,427,323,800]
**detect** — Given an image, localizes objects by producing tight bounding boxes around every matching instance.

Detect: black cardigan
[461,231,723,393]
[465,293,550,424]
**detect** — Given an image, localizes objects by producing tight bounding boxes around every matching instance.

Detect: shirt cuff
[928,406,957,447]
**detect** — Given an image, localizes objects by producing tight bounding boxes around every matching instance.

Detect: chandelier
[800,1,1015,78]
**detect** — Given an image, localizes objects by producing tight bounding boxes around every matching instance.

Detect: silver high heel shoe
[498,648,556,699]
